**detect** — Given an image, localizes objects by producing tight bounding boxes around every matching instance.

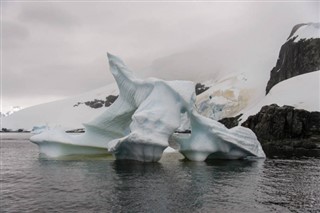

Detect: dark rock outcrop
[218,114,242,129]
[266,23,320,94]
[195,83,209,95]
[73,95,118,109]
[105,95,118,107]
[242,104,320,158]
[85,99,105,108]
[66,128,85,133]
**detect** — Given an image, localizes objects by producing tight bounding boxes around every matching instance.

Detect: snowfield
[1,84,118,131]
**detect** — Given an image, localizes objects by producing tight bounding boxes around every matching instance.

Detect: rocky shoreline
[219,104,320,158]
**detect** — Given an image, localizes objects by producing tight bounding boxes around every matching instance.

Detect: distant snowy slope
[1,83,118,131]
[240,71,320,123]
[1,106,22,117]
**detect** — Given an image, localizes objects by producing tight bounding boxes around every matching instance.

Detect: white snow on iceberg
[30,54,265,162]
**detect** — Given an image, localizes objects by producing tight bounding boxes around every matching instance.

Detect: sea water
[1,133,319,212]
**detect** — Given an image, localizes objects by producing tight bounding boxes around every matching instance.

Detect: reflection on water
[1,133,320,212]
[111,159,265,213]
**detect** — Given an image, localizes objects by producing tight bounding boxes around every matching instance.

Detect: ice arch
[30,54,265,161]
[30,54,195,161]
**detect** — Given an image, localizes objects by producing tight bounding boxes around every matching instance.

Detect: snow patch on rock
[289,22,320,42]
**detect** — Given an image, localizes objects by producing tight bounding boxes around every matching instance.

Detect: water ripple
[1,134,320,212]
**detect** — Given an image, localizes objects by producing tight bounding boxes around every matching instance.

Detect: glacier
[30,53,265,161]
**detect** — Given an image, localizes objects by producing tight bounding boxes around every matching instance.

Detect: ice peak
[107,53,138,93]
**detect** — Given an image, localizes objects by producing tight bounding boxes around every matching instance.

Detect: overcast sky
[1,1,319,112]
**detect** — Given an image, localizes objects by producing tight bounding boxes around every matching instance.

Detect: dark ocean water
[1,133,320,213]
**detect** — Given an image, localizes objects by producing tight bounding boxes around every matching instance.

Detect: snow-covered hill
[1,106,22,117]
[240,70,320,123]
[1,84,118,131]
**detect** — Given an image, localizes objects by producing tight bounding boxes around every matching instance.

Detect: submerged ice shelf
[30,54,265,162]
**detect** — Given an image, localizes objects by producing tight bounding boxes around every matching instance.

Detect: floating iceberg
[30,54,194,161]
[30,53,265,161]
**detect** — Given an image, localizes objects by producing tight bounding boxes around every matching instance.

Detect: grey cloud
[18,3,78,28]
[1,2,319,111]
[2,21,29,48]
[2,21,29,40]
[2,60,109,98]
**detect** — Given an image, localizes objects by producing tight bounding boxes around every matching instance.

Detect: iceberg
[30,54,195,161]
[30,53,265,161]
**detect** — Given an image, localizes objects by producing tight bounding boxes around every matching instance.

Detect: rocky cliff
[266,23,320,94]
[242,104,320,158]
[219,104,320,158]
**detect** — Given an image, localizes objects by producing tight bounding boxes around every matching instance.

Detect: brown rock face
[266,23,320,94]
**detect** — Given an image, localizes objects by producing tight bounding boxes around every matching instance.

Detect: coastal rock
[218,114,242,129]
[195,83,209,95]
[242,104,320,158]
[266,23,320,94]
[73,95,119,108]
